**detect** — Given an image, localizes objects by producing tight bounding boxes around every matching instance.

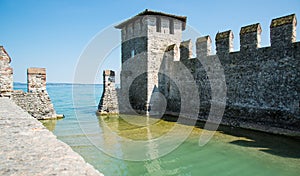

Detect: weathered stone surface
[27,67,47,93]
[11,90,57,120]
[0,97,103,176]
[0,46,13,98]
[0,47,57,119]
[112,11,300,136]
[117,11,184,114]
[97,70,119,115]
[158,13,300,136]
[11,68,57,119]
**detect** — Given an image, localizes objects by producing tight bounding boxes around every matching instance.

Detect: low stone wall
[11,90,57,120]
[0,97,103,176]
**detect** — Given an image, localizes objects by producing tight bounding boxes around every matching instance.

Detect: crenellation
[165,44,180,61]
[110,10,300,135]
[0,46,13,98]
[240,23,262,50]
[0,46,57,119]
[13,67,57,119]
[161,17,170,34]
[216,30,234,55]
[27,68,47,93]
[196,35,212,58]
[180,40,193,60]
[270,14,297,47]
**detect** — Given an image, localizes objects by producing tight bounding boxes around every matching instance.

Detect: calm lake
[15,83,300,176]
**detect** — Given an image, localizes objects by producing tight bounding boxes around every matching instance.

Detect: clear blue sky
[1,0,299,83]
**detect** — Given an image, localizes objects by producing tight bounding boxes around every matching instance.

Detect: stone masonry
[0,46,13,98]
[97,70,119,115]
[106,10,300,136]
[115,9,186,114]
[0,97,103,176]
[27,67,47,93]
[11,68,57,119]
[0,46,57,120]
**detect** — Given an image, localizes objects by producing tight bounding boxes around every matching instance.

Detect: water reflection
[40,119,58,132]
[96,114,189,175]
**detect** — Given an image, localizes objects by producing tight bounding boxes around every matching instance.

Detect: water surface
[14,83,300,176]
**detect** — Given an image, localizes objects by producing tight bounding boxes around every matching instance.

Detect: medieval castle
[98,10,300,136]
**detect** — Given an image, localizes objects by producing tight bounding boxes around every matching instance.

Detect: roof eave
[115,9,187,30]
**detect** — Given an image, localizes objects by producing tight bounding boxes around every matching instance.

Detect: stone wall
[0,46,13,98]
[0,97,103,176]
[97,70,119,115]
[158,14,300,134]
[0,46,57,119]
[118,11,185,114]
[27,67,46,93]
[110,11,300,135]
[11,90,57,119]
[119,15,148,113]
[11,68,57,119]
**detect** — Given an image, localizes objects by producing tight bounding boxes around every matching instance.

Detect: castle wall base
[11,90,57,120]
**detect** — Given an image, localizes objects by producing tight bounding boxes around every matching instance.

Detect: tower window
[156,17,161,32]
[131,49,135,58]
[169,19,174,34]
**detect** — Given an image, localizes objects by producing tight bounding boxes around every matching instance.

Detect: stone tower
[97,70,119,115]
[115,9,186,114]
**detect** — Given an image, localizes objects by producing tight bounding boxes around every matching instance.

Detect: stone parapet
[0,46,58,119]
[0,97,103,176]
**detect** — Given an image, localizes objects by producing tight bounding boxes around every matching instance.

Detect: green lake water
[42,116,300,176]
[14,83,300,176]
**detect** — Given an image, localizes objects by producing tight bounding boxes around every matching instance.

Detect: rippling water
[14,83,300,176]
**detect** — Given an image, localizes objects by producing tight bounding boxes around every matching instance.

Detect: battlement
[27,68,47,93]
[116,9,186,41]
[0,46,13,97]
[270,14,296,47]
[103,70,115,76]
[240,23,261,50]
[108,11,300,135]
[0,46,12,63]
[0,46,57,119]
[164,14,298,61]
[180,40,193,60]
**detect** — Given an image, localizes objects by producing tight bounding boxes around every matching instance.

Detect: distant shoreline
[13,82,113,85]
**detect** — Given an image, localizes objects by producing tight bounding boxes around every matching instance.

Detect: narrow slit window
[131,49,135,58]
[169,19,174,34]
[156,17,161,32]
